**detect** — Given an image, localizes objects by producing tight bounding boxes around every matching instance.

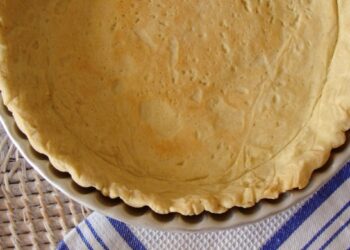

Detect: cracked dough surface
[0,0,349,215]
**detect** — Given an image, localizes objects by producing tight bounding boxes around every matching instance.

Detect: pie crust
[0,1,349,215]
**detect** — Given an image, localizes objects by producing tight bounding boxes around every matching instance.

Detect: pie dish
[0,1,349,216]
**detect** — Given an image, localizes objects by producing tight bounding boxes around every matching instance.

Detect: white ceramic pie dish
[0,94,349,232]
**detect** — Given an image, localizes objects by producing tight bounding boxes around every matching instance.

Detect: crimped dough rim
[0,1,349,215]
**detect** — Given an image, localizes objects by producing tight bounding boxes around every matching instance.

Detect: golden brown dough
[0,0,349,215]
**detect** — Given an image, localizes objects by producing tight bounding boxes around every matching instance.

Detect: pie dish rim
[0,95,349,231]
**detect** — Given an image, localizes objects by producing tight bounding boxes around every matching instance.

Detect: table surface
[0,125,91,250]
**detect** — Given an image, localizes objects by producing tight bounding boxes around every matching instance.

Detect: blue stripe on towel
[302,200,350,250]
[320,216,350,250]
[107,217,147,250]
[57,241,69,250]
[76,226,94,250]
[262,161,350,250]
[85,219,110,250]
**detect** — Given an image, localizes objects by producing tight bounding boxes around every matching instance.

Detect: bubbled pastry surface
[0,0,349,215]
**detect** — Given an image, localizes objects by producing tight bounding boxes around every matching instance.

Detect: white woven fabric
[59,161,350,250]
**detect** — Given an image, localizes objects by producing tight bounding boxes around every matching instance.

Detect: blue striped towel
[58,161,350,250]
